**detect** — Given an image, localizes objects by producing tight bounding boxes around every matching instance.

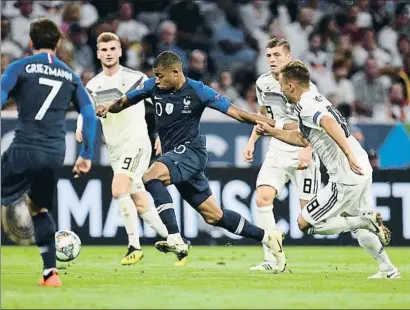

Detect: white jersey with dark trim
[256,71,317,152]
[294,88,372,185]
[86,66,149,147]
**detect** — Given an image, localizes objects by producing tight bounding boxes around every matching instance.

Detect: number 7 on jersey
[35,77,63,120]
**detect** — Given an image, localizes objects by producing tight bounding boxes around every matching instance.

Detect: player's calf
[111,173,142,256]
[27,197,59,284]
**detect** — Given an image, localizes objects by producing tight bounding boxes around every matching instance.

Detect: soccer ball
[55,230,81,262]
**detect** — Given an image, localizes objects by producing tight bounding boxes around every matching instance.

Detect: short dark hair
[265,38,291,53]
[30,18,62,50]
[153,51,182,69]
[280,60,310,88]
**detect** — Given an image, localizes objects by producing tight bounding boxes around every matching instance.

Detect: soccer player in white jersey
[243,38,320,272]
[75,32,168,265]
[256,60,400,279]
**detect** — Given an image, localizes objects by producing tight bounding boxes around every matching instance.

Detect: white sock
[139,206,168,238]
[116,195,140,249]
[309,216,371,235]
[256,205,276,262]
[355,229,395,272]
[168,233,183,244]
[43,268,57,276]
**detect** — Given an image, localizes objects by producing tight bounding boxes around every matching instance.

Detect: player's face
[278,73,297,104]
[153,67,178,90]
[266,46,292,75]
[97,41,122,68]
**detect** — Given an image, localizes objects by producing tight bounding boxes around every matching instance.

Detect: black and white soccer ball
[55,230,81,262]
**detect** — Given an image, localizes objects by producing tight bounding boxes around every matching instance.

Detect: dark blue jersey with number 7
[1,52,96,159]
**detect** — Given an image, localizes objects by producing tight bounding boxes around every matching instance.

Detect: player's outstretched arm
[96,78,155,116]
[319,115,363,175]
[255,120,309,147]
[226,104,276,126]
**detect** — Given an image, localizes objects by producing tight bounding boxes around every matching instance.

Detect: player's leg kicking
[110,144,168,265]
[289,178,399,278]
[143,142,284,270]
[344,178,400,279]
[2,148,65,287]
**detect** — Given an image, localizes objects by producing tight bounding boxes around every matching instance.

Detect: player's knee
[26,195,47,216]
[112,184,129,199]
[297,215,311,232]
[143,162,172,185]
[112,175,131,198]
[256,186,276,207]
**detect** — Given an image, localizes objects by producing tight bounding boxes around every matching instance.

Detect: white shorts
[302,177,373,225]
[256,149,321,201]
[108,139,152,194]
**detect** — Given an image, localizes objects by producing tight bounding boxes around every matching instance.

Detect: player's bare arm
[319,115,363,175]
[255,120,309,147]
[226,104,275,127]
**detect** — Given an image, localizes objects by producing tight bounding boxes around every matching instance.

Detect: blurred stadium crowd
[1,0,410,123]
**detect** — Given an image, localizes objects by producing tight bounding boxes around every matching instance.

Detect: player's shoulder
[85,70,104,90]
[187,78,205,90]
[298,89,330,111]
[256,71,281,93]
[121,66,148,80]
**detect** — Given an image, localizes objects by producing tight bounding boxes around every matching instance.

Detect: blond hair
[97,32,121,46]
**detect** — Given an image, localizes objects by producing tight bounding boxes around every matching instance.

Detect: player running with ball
[96,51,287,270]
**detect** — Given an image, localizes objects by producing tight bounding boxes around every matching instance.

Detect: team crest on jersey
[182,96,192,114]
[165,103,174,114]
[183,96,191,106]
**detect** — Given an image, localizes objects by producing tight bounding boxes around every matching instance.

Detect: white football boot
[368,268,401,279]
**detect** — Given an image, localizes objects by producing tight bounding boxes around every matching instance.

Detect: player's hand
[255,120,272,136]
[243,142,255,163]
[75,130,83,143]
[72,156,92,178]
[297,146,312,170]
[154,136,162,156]
[96,104,110,118]
[347,155,363,176]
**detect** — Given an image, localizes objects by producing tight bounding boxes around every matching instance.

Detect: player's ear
[119,47,123,58]
[29,39,33,50]
[55,39,62,51]
[287,52,292,61]
[172,68,179,77]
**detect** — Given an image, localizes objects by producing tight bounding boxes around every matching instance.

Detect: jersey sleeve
[298,95,333,129]
[126,77,155,105]
[72,76,97,160]
[192,80,231,113]
[1,60,21,106]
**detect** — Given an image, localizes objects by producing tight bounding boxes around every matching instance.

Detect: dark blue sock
[145,179,180,234]
[32,212,56,270]
[215,209,265,242]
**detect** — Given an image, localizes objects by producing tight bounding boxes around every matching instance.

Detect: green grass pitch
[2,245,409,309]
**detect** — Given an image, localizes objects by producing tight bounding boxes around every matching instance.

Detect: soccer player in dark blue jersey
[96,51,285,271]
[1,18,97,286]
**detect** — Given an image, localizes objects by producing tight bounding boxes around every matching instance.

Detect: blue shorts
[1,146,64,209]
[157,142,212,208]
